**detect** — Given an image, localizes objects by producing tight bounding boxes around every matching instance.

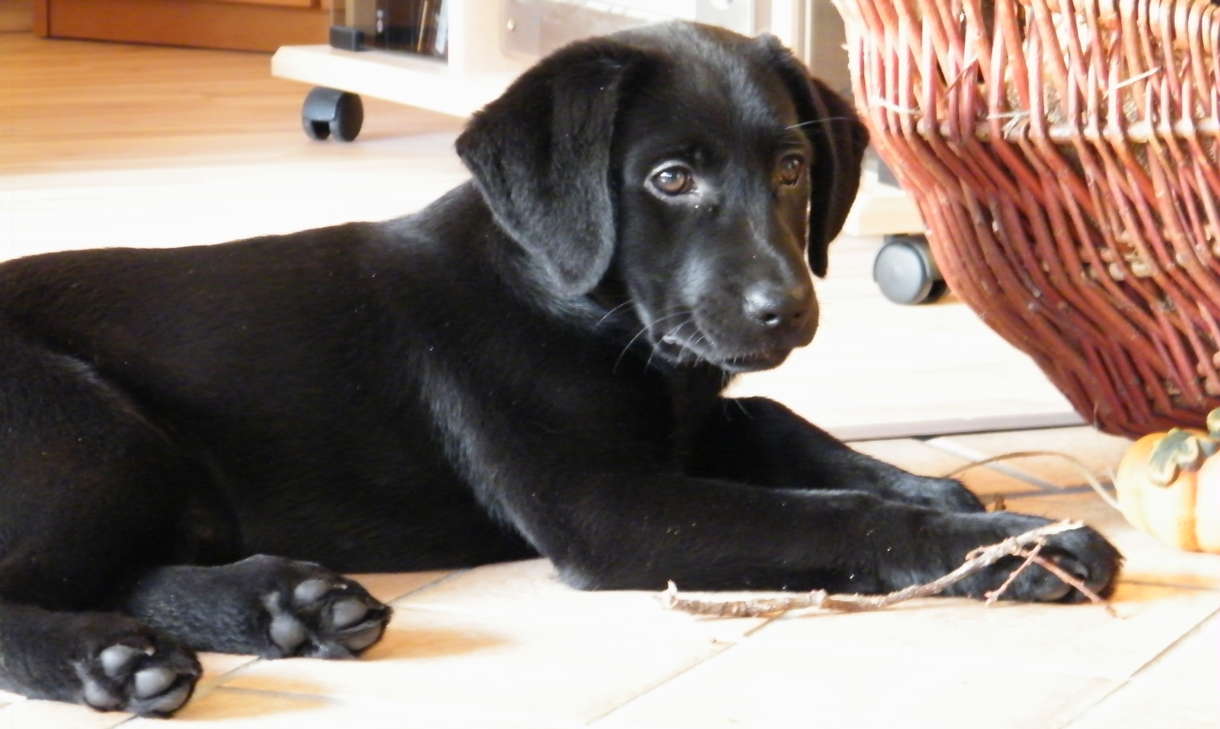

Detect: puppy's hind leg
[0,339,214,714]
[117,555,392,659]
[0,598,202,716]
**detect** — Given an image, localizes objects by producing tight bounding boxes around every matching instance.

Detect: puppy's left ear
[456,40,650,296]
[759,38,870,278]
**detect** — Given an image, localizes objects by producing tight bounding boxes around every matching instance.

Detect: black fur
[0,21,1120,716]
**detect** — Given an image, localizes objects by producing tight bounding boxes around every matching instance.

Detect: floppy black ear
[455,40,650,296]
[760,38,870,278]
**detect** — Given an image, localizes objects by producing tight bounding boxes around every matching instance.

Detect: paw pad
[263,575,390,659]
[76,637,200,716]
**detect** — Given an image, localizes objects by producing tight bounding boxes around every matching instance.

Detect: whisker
[662,317,693,341]
[614,308,696,373]
[594,298,637,328]
[644,343,660,371]
[647,310,695,329]
[646,314,694,371]
[616,310,692,372]
[613,324,654,375]
[786,116,853,130]
[694,335,711,366]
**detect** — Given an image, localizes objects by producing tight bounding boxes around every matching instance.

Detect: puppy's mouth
[718,348,793,372]
[657,333,792,373]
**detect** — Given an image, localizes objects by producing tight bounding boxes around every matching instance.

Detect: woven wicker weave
[835,0,1220,437]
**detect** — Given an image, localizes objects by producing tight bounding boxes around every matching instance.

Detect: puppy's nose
[743,282,812,331]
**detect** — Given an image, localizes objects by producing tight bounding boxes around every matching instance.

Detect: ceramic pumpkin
[1115,409,1220,553]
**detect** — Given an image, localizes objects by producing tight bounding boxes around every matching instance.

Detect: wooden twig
[662,520,1104,618]
[942,450,1122,512]
[1017,549,1119,617]
[985,540,1045,605]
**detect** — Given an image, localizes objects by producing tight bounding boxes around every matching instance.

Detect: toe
[293,578,332,605]
[82,681,121,711]
[139,681,194,716]
[80,633,200,717]
[98,644,144,678]
[133,666,176,699]
[329,597,369,629]
[268,613,308,654]
[340,624,384,652]
[260,567,390,659]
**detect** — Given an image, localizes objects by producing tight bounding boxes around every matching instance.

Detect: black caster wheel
[873,234,948,305]
[301,87,364,142]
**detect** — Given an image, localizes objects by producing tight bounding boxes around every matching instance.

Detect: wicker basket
[835,0,1220,437]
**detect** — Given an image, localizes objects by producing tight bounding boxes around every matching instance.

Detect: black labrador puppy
[0,21,1120,716]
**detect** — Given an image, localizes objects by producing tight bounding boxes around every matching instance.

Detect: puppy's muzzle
[741,281,817,345]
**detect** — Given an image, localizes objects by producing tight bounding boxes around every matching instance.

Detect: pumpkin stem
[1148,429,1211,486]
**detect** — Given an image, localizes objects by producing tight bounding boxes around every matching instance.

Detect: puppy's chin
[715,348,794,373]
[654,334,794,373]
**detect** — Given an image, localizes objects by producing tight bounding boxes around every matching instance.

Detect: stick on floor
[661,520,1115,618]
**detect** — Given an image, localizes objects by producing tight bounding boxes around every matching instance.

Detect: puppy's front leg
[494,469,1119,601]
[690,396,985,512]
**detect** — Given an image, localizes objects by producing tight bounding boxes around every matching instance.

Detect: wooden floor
[2,31,1217,729]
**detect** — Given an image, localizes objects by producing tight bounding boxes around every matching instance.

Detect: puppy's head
[456,22,868,373]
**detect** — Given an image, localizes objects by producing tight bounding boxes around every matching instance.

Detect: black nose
[743,282,813,331]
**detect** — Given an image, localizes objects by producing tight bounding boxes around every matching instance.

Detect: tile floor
[2,426,1216,729]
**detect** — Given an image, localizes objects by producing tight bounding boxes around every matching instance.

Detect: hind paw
[74,633,200,716]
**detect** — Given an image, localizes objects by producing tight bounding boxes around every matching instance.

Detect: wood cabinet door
[35,0,329,52]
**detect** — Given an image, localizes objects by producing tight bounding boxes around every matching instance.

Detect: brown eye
[778,155,806,186]
[651,165,694,196]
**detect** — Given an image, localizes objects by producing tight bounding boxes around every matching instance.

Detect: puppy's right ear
[456,40,651,296]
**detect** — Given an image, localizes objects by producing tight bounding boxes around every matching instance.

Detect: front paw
[943,512,1122,602]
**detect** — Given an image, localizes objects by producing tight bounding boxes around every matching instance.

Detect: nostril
[744,284,811,329]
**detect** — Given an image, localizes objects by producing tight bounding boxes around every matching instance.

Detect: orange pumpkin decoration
[1115,409,1220,553]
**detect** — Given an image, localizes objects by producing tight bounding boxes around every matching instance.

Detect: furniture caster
[873,234,947,305]
[301,87,363,142]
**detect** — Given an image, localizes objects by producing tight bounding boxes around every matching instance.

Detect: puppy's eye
[778,155,806,186]
[650,165,695,196]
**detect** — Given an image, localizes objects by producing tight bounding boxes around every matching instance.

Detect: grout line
[584,644,738,726]
[379,568,470,605]
[112,710,137,727]
[1008,484,1104,498]
[208,686,596,728]
[208,685,340,702]
[201,655,264,687]
[585,614,781,726]
[1118,578,1220,592]
[912,423,1093,441]
[109,655,267,727]
[924,439,1107,493]
[923,439,1057,488]
[742,614,782,637]
[1055,604,1220,729]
